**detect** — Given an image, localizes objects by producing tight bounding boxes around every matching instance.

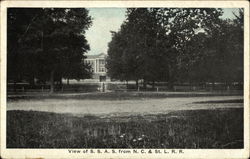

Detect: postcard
[0,0,249,158]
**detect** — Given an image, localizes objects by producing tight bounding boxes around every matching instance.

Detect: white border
[1,1,249,159]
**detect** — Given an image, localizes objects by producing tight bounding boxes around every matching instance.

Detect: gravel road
[7,96,243,116]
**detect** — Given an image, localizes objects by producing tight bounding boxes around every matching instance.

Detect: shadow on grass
[7,91,243,101]
[193,99,243,104]
[7,108,243,148]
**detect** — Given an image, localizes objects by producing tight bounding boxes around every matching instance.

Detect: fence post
[137,86,140,92]
[157,87,159,92]
[102,82,105,92]
[61,86,64,92]
[42,86,44,92]
[22,87,25,92]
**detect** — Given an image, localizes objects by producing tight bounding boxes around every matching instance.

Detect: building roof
[86,53,107,59]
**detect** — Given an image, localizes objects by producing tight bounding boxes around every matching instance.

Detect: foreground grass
[7,108,243,148]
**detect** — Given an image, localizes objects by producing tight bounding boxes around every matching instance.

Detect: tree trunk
[67,78,69,85]
[226,82,230,91]
[212,81,215,91]
[14,80,17,92]
[136,80,139,90]
[143,79,147,89]
[152,81,155,89]
[59,77,62,86]
[29,75,35,86]
[167,63,174,90]
[50,70,55,93]
[168,81,174,91]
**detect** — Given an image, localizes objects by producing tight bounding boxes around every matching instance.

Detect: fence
[7,82,243,93]
[7,83,100,93]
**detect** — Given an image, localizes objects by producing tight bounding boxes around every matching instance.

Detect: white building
[84,53,108,82]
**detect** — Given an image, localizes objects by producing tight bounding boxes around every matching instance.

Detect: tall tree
[107,8,168,88]
[107,8,224,89]
[153,8,223,88]
[197,9,244,86]
[7,8,42,88]
[7,8,92,92]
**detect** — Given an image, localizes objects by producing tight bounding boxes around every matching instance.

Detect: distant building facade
[84,53,108,82]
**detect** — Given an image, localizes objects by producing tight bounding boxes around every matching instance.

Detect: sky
[85,8,240,55]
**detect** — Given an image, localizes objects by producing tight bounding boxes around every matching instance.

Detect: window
[99,59,105,65]
[100,67,105,72]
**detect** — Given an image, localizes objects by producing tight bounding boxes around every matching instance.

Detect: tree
[107,8,224,89]
[107,8,168,88]
[7,8,92,92]
[152,8,224,88]
[7,8,42,89]
[171,8,244,89]
[196,9,244,86]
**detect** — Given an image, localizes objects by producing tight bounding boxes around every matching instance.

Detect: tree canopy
[107,8,243,89]
[7,8,93,92]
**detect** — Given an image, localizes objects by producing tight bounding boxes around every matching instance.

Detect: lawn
[7,108,243,148]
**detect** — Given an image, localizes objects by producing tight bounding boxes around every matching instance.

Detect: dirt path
[7,96,243,116]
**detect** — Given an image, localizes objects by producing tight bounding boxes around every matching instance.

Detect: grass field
[7,108,243,148]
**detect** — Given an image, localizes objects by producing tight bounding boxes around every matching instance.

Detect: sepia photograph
[0,0,249,159]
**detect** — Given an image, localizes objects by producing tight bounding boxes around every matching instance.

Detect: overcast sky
[85,8,240,55]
